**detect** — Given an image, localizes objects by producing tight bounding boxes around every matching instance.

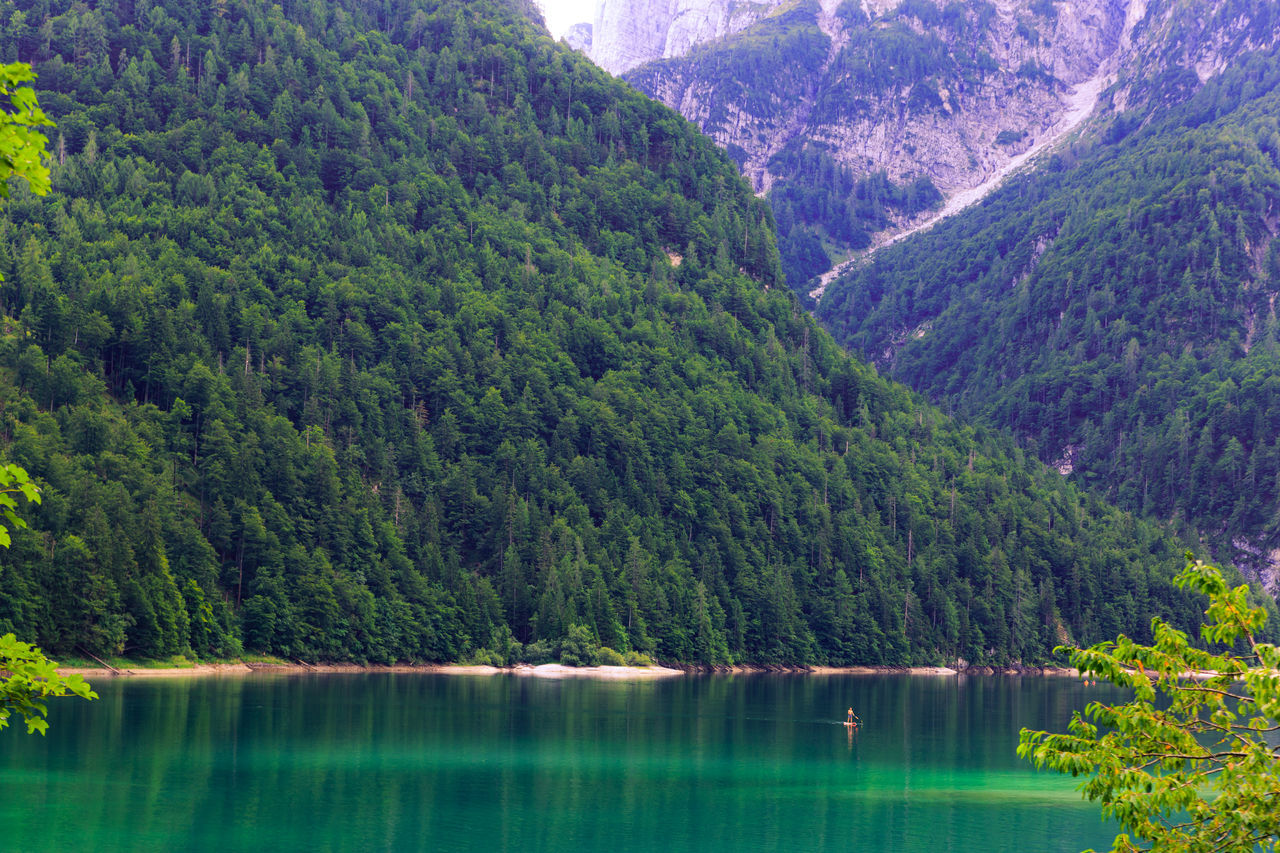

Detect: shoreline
[56,661,1079,680]
[56,662,688,680]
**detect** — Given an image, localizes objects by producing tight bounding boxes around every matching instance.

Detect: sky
[534,0,595,38]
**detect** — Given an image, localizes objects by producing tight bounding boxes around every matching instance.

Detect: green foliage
[559,623,599,667]
[0,0,1206,669]
[0,62,53,198]
[819,41,1280,566]
[769,144,941,290]
[596,645,625,666]
[466,625,522,666]
[0,632,96,734]
[523,639,556,665]
[464,647,505,667]
[623,649,655,667]
[0,461,39,547]
[0,59,93,737]
[1019,559,1280,852]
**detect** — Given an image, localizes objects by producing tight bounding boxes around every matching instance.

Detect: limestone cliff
[599,0,1134,295]
[589,0,786,75]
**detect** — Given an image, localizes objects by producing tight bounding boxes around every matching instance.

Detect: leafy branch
[1019,557,1280,853]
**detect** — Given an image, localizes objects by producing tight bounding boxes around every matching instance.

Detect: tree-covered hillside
[0,0,1207,666]
[819,43,1280,588]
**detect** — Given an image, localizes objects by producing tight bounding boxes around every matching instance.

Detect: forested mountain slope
[0,0,1208,666]
[819,40,1280,594]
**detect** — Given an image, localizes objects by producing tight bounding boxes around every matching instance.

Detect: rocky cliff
[1106,0,1280,111]
[593,0,1280,300]
[589,0,786,75]
[605,0,1137,292]
[628,0,1129,194]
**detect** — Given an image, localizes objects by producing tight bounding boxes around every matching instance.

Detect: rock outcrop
[563,21,593,53]
[606,0,1280,221]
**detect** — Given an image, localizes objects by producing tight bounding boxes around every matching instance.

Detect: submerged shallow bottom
[0,673,1118,852]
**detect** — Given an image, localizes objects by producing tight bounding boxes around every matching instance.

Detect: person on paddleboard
[846,707,860,727]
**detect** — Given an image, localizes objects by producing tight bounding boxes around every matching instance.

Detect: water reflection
[0,673,1121,852]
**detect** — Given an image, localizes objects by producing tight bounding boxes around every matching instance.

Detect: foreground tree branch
[0,62,95,736]
[1019,558,1280,852]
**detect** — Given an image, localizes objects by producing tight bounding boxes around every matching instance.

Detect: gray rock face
[626,0,1130,198]
[610,0,1280,229]
[1107,0,1280,111]
[589,0,786,75]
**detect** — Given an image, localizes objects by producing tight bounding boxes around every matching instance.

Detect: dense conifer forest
[819,43,1280,579]
[0,0,1217,666]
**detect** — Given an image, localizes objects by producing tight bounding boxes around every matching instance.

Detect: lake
[0,672,1119,852]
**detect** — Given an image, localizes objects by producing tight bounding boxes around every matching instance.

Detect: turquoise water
[0,673,1119,852]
